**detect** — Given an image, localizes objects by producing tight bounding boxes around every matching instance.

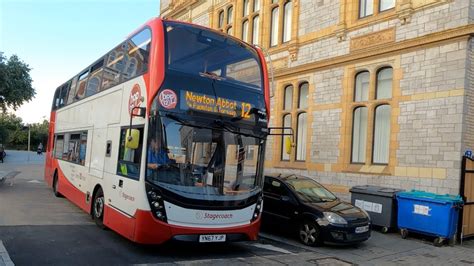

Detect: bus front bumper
[133,210,261,244]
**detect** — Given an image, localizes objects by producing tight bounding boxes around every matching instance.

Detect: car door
[263,177,298,227]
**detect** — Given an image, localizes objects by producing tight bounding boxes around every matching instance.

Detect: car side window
[265,178,289,197]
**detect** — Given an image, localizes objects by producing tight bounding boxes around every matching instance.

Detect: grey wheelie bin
[350,185,404,233]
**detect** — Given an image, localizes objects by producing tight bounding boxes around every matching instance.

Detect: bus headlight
[146,184,167,222]
[251,195,263,222]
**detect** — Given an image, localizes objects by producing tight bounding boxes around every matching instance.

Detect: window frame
[371,104,391,165]
[379,0,396,13]
[295,111,307,162]
[54,131,88,166]
[282,1,293,43]
[350,106,368,164]
[54,26,152,109]
[116,125,145,181]
[354,70,370,102]
[375,66,393,100]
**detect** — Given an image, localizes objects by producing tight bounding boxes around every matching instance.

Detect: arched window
[252,15,259,45]
[270,7,279,47]
[253,0,260,12]
[115,52,126,72]
[296,112,307,161]
[352,106,368,163]
[373,105,391,164]
[282,1,292,43]
[281,114,292,160]
[107,51,116,65]
[354,71,369,102]
[127,57,137,77]
[227,6,233,24]
[242,20,249,42]
[85,77,100,97]
[298,82,308,109]
[226,26,233,35]
[376,67,393,99]
[243,0,250,16]
[218,10,224,28]
[284,85,293,110]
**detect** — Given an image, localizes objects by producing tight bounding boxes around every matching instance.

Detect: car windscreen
[285,178,337,203]
[164,21,263,90]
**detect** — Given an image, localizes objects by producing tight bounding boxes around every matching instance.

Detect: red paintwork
[43,18,267,244]
[129,209,261,244]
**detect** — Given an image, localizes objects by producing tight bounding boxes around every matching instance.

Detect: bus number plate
[199,234,226,243]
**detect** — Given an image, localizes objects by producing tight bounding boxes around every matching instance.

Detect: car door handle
[119,180,123,188]
[112,185,116,189]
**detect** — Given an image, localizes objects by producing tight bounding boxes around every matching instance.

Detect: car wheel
[53,173,63,198]
[299,221,321,246]
[381,226,389,233]
[93,188,106,229]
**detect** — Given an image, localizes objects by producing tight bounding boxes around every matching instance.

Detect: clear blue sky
[0,0,160,123]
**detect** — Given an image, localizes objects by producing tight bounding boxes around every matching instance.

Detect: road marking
[0,241,14,266]
[249,243,293,254]
[27,180,41,184]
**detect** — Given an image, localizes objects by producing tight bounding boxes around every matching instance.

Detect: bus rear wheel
[93,188,106,229]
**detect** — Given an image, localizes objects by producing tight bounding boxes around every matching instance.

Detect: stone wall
[192,12,209,27]
[396,0,470,42]
[464,38,474,152]
[298,0,339,36]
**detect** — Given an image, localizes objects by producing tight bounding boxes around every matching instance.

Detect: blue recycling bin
[397,190,463,246]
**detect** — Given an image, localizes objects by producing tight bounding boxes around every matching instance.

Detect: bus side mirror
[285,136,292,155]
[125,129,140,149]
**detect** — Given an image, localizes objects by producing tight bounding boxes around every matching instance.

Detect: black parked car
[262,174,371,246]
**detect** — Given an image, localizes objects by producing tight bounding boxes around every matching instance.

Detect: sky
[0,0,160,124]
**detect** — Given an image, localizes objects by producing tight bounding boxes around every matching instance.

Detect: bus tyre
[93,188,106,229]
[53,173,63,198]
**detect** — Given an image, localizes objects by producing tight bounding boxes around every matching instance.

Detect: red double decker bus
[44,18,270,244]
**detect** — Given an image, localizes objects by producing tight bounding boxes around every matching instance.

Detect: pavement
[2,150,474,265]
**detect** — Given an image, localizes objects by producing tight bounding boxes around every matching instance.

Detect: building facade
[160,0,474,197]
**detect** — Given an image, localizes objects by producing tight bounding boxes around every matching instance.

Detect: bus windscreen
[164,21,263,90]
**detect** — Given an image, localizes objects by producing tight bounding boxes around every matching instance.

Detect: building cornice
[274,24,474,79]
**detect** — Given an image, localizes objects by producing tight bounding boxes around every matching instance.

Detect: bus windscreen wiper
[199,71,226,81]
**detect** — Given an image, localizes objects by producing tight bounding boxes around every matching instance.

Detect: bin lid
[349,185,404,197]
[397,190,463,204]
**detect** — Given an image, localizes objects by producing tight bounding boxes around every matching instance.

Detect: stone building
[160,0,474,197]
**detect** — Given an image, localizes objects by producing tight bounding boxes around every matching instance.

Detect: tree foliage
[0,52,36,113]
[0,113,49,150]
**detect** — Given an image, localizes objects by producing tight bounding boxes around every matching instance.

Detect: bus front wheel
[53,172,63,198]
[93,187,106,229]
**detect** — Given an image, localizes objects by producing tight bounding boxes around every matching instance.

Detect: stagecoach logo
[195,211,233,220]
[129,84,143,115]
[159,89,178,109]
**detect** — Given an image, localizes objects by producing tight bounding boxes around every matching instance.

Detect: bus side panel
[55,160,91,213]
[103,205,136,241]
[44,111,57,186]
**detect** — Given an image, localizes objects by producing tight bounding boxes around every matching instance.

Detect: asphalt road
[0,151,311,266]
[3,150,474,266]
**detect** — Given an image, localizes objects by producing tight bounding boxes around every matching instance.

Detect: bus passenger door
[109,127,144,216]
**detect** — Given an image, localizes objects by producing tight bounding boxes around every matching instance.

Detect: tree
[0,52,35,113]
[0,112,22,144]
